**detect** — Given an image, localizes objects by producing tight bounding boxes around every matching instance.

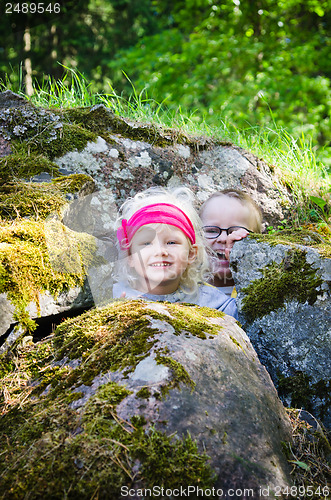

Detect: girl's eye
[141,241,151,246]
[167,241,177,245]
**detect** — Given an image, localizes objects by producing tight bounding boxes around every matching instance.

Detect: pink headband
[117,203,196,249]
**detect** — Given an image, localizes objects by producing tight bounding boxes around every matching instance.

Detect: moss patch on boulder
[0,174,92,221]
[0,154,60,185]
[61,105,191,147]
[252,227,331,258]
[241,247,324,320]
[0,300,219,499]
[279,372,331,424]
[0,219,93,331]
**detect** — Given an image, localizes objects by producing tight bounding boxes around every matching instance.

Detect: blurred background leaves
[1,0,330,168]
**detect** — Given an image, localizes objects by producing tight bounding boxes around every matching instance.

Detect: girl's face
[201,196,254,284]
[128,223,197,294]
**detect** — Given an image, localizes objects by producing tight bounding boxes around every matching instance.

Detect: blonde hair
[115,186,210,294]
[200,189,262,233]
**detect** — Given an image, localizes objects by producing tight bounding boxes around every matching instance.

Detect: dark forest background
[1,0,330,166]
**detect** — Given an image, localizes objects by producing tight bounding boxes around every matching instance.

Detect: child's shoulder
[198,282,231,302]
[197,283,238,318]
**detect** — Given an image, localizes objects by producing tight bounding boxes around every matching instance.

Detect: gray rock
[0,284,93,352]
[0,91,62,142]
[231,236,331,428]
[0,300,293,497]
[50,104,291,226]
[114,310,293,493]
[0,90,28,109]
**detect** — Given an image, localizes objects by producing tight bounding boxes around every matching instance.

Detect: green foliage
[1,0,330,170]
[107,0,331,164]
[309,195,330,221]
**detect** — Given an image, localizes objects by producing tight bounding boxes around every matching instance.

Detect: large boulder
[0,300,293,499]
[0,91,291,227]
[53,104,291,227]
[230,232,331,428]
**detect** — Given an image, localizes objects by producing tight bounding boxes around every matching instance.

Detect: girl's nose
[155,241,168,255]
[215,229,228,243]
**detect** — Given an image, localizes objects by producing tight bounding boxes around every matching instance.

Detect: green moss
[13,122,97,160]
[0,357,15,379]
[136,386,152,399]
[42,122,96,159]
[61,106,119,134]
[65,391,84,403]
[47,301,222,391]
[0,219,88,331]
[0,173,93,221]
[0,300,223,498]
[1,181,66,220]
[163,302,223,338]
[51,302,161,386]
[156,355,196,394]
[61,105,190,147]
[251,228,331,258]
[0,354,216,498]
[1,300,222,407]
[51,173,94,194]
[229,335,244,351]
[0,154,59,185]
[278,371,331,422]
[241,248,324,320]
[135,426,216,490]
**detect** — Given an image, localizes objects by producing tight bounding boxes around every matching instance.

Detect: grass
[1,67,330,226]
[285,409,331,499]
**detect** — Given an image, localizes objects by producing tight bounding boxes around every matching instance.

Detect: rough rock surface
[52,108,289,227]
[231,235,331,428]
[0,285,93,352]
[0,300,292,498]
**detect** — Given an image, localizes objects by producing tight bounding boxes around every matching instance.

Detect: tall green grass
[1,67,330,225]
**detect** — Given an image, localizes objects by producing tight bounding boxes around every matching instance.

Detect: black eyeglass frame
[202,225,252,238]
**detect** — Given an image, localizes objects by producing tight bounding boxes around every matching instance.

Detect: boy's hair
[115,186,210,294]
[200,189,262,233]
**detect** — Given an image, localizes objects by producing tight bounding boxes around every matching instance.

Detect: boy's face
[201,196,254,283]
[128,224,197,294]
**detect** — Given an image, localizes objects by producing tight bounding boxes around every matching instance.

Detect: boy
[200,189,262,297]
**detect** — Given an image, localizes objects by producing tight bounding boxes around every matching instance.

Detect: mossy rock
[0,300,293,498]
[0,174,94,220]
[0,154,60,185]
[0,218,97,335]
[251,227,331,259]
[61,104,192,147]
[231,236,331,428]
[0,93,97,162]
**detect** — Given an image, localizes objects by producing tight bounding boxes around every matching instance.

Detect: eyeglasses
[202,226,252,238]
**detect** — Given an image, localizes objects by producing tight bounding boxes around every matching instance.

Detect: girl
[200,189,262,297]
[113,187,238,318]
